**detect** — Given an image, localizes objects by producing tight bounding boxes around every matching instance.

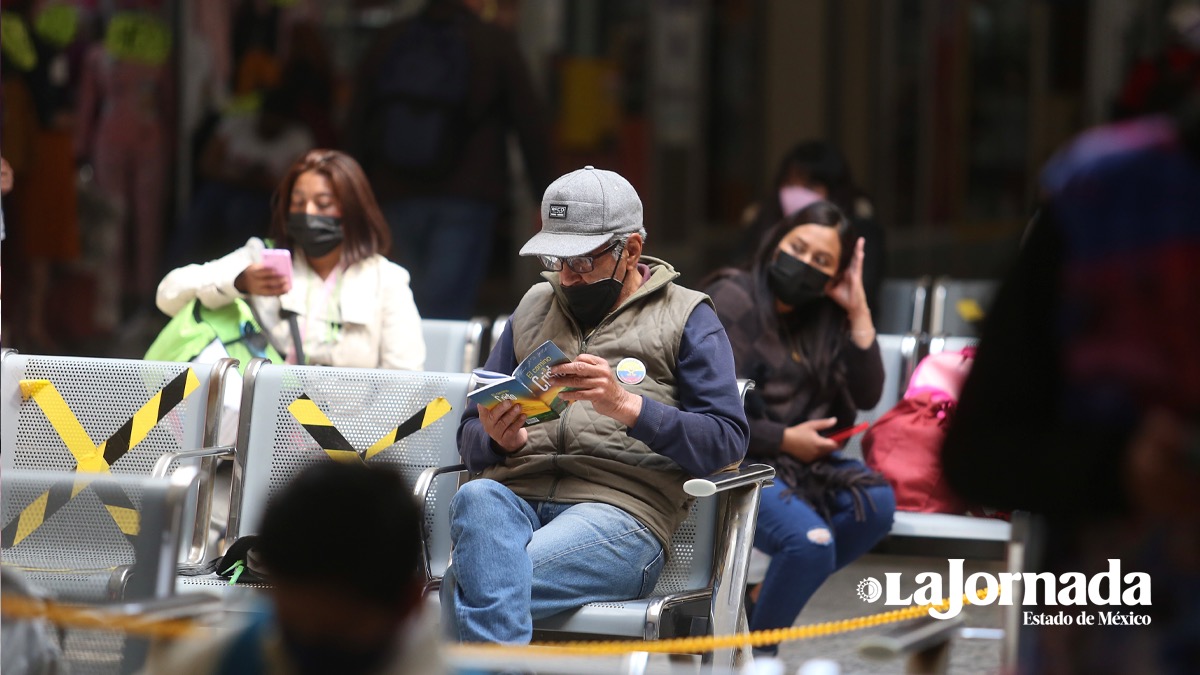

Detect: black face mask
[286,213,344,259]
[767,251,832,308]
[562,256,628,328]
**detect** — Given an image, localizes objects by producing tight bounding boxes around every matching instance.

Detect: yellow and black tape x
[1,370,200,549]
[287,394,453,464]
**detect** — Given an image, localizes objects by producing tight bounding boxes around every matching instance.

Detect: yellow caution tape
[288,394,453,463]
[956,298,985,324]
[1,594,197,640]
[1,587,995,653]
[2,371,199,547]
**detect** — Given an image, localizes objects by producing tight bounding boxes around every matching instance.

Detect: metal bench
[0,350,235,572]
[175,360,471,596]
[2,467,202,675]
[421,317,489,374]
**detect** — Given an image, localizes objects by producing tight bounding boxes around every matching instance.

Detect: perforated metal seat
[534,496,718,637]
[421,317,489,374]
[178,361,472,594]
[0,350,235,571]
[526,465,773,671]
[928,334,980,356]
[2,467,200,675]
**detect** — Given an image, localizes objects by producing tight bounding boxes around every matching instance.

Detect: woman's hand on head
[781,417,840,463]
[477,401,528,454]
[234,263,291,296]
[826,237,869,319]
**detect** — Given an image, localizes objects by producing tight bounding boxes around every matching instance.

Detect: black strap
[282,310,305,365]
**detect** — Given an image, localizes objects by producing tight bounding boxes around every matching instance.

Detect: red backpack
[862,347,975,514]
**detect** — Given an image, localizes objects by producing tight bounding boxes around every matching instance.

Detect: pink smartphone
[260,249,293,282]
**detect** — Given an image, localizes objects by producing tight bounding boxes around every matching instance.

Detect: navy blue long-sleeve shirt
[457,302,750,478]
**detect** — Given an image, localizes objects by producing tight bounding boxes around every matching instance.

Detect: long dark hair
[270,149,392,266]
[749,201,857,400]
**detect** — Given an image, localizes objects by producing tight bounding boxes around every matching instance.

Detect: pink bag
[862,347,976,514]
[904,346,975,403]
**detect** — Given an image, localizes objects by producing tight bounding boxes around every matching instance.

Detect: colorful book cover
[467,340,572,426]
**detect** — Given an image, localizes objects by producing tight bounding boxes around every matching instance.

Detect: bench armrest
[151,446,236,479]
[103,592,224,620]
[413,463,469,591]
[412,463,468,505]
[151,446,233,571]
[683,463,775,497]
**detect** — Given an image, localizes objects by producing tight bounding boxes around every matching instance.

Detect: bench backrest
[844,333,919,460]
[2,467,198,675]
[876,277,930,335]
[227,362,471,577]
[421,318,488,374]
[1,353,218,476]
[928,334,980,356]
[1,351,228,564]
[1,468,198,600]
[930,277,999,337]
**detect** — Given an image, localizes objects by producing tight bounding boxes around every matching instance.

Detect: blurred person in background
[144,462,445,675]
[346,0,551,320]
[157,149,425,371]
[1112,1,1200,120]
[737,141,886,321]
[1,157,12,344]
[705,201,895,658]
[277,20,338,149]
[943,81,1200,673]
[168,87,315,267]
[2,0,84,352]
[74,0,173,327]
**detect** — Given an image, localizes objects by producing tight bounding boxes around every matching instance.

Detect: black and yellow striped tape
[288,394,453,463]
[1,371,199,548]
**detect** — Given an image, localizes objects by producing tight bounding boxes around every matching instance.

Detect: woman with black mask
[704,201,895,657]
[157,150,425,370]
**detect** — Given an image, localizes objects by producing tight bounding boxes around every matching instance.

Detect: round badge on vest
[616,357,646,385]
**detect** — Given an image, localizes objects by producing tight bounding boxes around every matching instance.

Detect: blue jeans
[751,460,895,651]
[381,197,496,320]
[441,479,666,644]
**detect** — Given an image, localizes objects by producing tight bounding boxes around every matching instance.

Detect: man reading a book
[443,165,751,643]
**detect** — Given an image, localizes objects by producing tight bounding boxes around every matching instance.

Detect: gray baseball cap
[519,166,643,258]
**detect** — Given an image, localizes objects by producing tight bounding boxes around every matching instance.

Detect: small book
[467,340,572,426]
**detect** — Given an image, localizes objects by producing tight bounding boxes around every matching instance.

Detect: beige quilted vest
[479,257,711,547]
